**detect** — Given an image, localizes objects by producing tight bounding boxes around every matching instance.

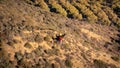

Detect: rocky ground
[0,0,120,68]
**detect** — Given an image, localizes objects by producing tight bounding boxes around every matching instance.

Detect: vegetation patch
[94,59,117,68]
[44,48,60,56]
[24,42,32,49]
[65,59,73,68]
[34,35,44,43]
[59,0,82,20]
[24,52,32,59]
[25,0,120,27]
[44,36,51,42]
[111,56,120,62]
[15,52,23,61]
[0,0,5,3]
[17,58,32,68]
[0,59,13,68]
[47,0,67,16]
[81,53,88,60]
[62,43,70,49]
[7,41,14,47]
[34,48,42,56]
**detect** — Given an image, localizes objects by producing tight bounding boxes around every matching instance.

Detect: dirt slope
[0,0,120,68]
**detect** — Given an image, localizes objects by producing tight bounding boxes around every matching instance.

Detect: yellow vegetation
[89,4,111,25]
[103,6,120,27]
[59,0,82,20]
[35,0,49,11]
[48,0,67,16]
[73,2,98,23]
[28,0,120,27]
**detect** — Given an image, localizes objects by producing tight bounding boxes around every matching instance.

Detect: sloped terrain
[0,0,120,68]
[25,0,120,27]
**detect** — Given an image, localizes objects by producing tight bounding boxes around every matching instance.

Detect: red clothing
[59,37,63,42]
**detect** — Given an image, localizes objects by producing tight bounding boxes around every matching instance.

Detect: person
[55,34,66,44]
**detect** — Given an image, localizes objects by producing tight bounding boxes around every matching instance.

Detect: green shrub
[62,43,69,49]
[65,59,73,68]
[0,59,13,68]
[89,4,111,25]
[24,42,32,49]
[7,41,14,46]
[97,0,104,3]
[81,53,87,60]
[44,36,51,42]
[59,0,82,20]
[44,48,60,56]
[76,0,89,6]
[94,59,117,68]
[88,15,98,23]
[72,2,98,23]
[112,0,120,9]
[111,56,120,62]
[102,6,120,27]
[0,0,4,3]
[35,0,49,11]
[48,0,67,16]
[116,19,120,28]
[15,52,23,61]
[34,35,44,43]
[34,48,42,56]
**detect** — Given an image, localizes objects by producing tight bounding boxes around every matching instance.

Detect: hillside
[25,0,120,27]
[0,0,120,68]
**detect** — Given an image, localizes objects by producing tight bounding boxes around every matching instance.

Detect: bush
[15,52,23,61]
[89,4,111,25]
[94,59,117,68]
[111,56,120,62]
[94,59,108,68]
[102,6,120,27]
[59,0,82,20]
[34,35,44,43]
[44,36,51,42]
[116,19,120,28]
[112,0,120,9]
[34,0,49,11]
[48,0,67,16]
[62,43,69,49]
[65,59,73,68]
[0,0,5,3]
[24,42,32,49]
[76,0,89,6]
[34,48,42,56]
[0,59,13,68]
[72,2,98,23]
[7,41,14,46]
[44,48,60,56]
